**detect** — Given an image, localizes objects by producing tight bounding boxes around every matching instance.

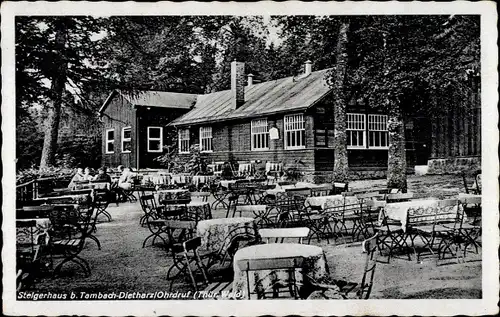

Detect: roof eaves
[170,105,311,127]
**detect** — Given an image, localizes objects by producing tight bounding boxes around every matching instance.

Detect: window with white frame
[346,113,366,148]
[251,118,269,150]
[147,127,163,152]
[121,127,132,153]
[347,113,389,149]
[105,129,115,154]
[178,128,190,153]
[199,126,213,152]
[367,114,389,148]
[284,114,305,149]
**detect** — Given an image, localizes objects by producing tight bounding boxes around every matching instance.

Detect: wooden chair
[375,207,412,263]
[16,220,43,289]
[302,202,334,243]
[357,198,382,240]
[204,225,262,281]
[462,171,481,195]
[438,197,481,261]
[306,234,379,299]
[163,220,197,253]
[140,195,171,248]
[258,227,310,244]
[269,193,306,228]
[406,199,458,262]
[93,189,112,222]
[235,205,272,227]
[237,256,305,299]
[166,236,209,292]
[47,206,91,277]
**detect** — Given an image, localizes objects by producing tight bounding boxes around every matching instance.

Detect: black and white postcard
[2,1,498,316]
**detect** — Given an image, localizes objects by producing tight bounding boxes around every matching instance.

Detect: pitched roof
[169,68,332,126]
[98,90,197,114]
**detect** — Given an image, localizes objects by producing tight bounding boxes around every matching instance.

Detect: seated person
[68,168,85,189]
[118,167,134,190]
[82,167,94,181]
[93,167,111,183]
[221,162,233,180]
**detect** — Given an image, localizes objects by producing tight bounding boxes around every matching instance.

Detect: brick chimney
[304,60,312,76]
[231,60,245,109]
[247,73,254,86]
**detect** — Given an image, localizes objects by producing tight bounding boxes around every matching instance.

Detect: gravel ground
[28,174,481,299]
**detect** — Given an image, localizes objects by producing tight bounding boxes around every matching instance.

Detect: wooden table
[196,217,255,253]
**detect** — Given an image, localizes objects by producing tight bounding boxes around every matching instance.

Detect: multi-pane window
[178,129,190,153]
[284,114,305,149]
[147,127,163,152]
[347,113,389,149]
[121,127,132,153]
[105,129,114,154]
[199,126,213,152]
[368,114,389,148]
[251,119,269,150]
[346,113,366,148]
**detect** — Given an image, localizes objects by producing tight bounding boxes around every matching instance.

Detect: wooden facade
[429,87,481,159]
[100,93,138,168]
[176,93,423,180]
[98,91,191,169]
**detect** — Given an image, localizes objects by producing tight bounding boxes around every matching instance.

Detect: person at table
[82,167,94,181]
[118,167,134,190]
[92,166,111,183]
[221,162,233,179]
[67,168,85,189]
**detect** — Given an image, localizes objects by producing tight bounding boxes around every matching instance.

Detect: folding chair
[438,197,481,261]
[461,171,480,195]
[375,207,412,263]
[306,233,379,299]
[225,193,239,218]
[93,189,112,222]
[48,206,91,277]
[166,236,209,292]
[163,220,197,253]
[459,196,482,254]
[235,205,272,227]
[204,225,262,282]
[210,184,230,210]
[140,195,171,248]
[16,220,43,289]
[238,256,305,299]
[269,193,305,229]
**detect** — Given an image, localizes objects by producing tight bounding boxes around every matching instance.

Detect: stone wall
[427,156,481,174]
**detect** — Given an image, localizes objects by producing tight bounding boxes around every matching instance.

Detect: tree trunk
[386,101,408,192]
[332,21,350,183]
[39,21,68,169]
